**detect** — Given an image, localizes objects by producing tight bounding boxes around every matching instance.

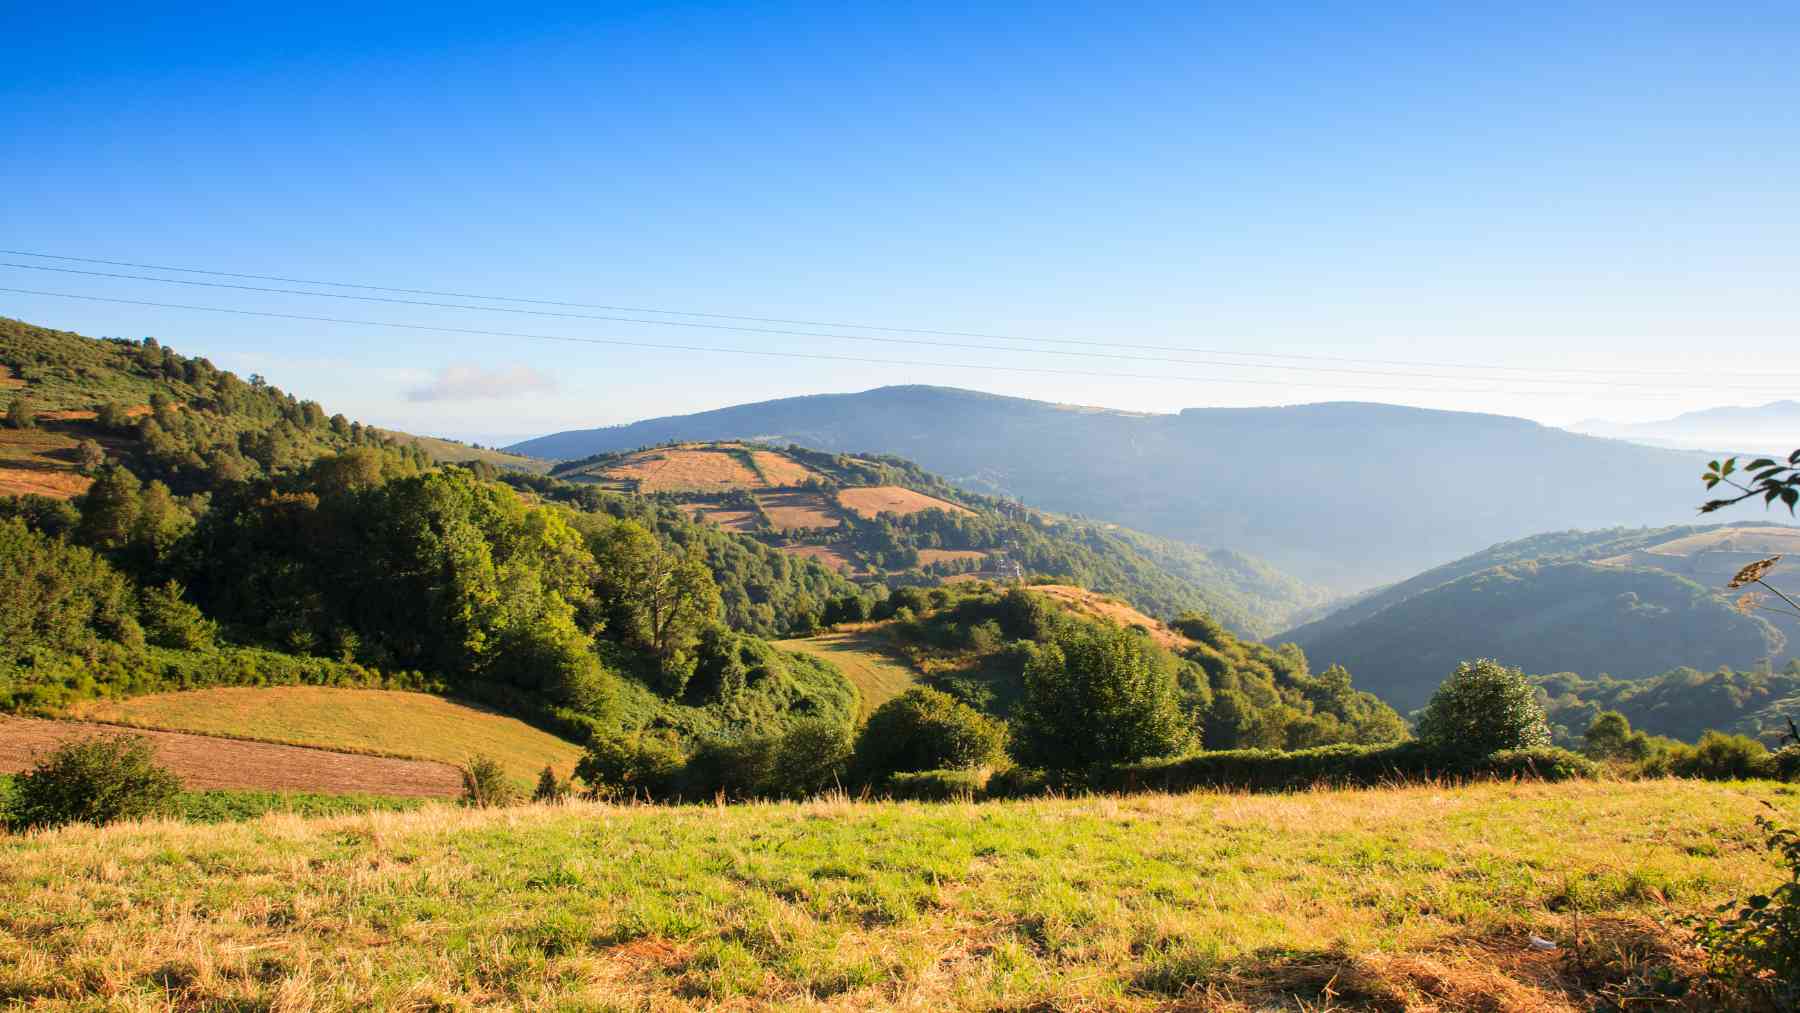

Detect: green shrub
[7,734,183,830]
[1645,731,1771,780]
[1012,622,1190,772]
[575,733,688,800]
[984,765,1054,798]
[532,764,572,803]
[1415,659,1551,758]
[1771,745,1800,782]
[459,755,518,808]
[885,769,986,801]
[138,581,218,651]
[851,687,1006,785]
[679,733,778,800]
[768,719,853,799]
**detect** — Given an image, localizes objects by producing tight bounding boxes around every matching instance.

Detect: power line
[0,285,1697,398]
[2,248,1783,381]
[0,260,1776,394]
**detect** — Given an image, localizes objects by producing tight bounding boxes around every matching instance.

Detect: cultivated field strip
[0,716,463,797]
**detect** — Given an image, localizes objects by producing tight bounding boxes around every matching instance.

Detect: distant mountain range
[510,386,1724,589]
[1570,401,1799,455]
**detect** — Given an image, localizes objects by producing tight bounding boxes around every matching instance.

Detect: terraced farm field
[758,491,840,530]
[777,544,857,573]
[748,449,819,485]
[676,502,760,532]
[3,781,1792,1010]
[776,629,917,714]
[0,716,462,797]
[837,485,972,519]
[917,548,987,567]
[603,447,763,492]
[69,687,585,781]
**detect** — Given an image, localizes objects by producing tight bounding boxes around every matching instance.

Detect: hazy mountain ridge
[1281,522,1796,709]
[1569,400,1799,455]
[511,385,1714,588]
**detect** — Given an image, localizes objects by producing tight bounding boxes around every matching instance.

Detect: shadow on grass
[1104,916,1739,1012]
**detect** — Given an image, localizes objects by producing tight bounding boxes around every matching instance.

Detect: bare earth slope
[0,715,462,797]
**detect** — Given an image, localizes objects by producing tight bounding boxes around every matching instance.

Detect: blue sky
[3,2,1796,445]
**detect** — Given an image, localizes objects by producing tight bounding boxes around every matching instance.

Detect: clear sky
[3,2,1796,445]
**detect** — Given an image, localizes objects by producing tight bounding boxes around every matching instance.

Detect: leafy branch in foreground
[1702,453,1800,514]
[1683,815,1800,1008]
[1727,556,1800,623]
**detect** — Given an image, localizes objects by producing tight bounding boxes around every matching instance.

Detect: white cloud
[405,363,560,402]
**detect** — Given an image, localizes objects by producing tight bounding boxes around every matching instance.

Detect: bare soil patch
[758,491,840,530]
[0,466,91,499]
[837,485,972,520]
[0,716,463,797]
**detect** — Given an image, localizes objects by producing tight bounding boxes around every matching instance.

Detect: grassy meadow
[70,687,587,781]
[2,779,1794,1010]
[776,631,919,716]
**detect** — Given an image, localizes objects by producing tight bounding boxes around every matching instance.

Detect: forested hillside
[1290,560,1784,710]
[1,318,1403,795]
[1535,663,1800,747]
[507,385,1708,588]
[0,319,863,749]
[547,441,1328,637]
[1279,521,1790,645]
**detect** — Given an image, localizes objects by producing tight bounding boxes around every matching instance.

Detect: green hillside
[506,385,1713,589]
[1536,662,1800,747]
[550,441,1331,638]
[1290,560,1786,710]
[1278,521,1797,647]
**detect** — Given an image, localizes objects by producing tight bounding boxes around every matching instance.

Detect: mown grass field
[777,631,918,715]
[1,780,1793,1010]
[69,687,586,782]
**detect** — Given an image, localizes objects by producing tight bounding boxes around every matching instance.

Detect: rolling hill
[507,385,1725,589]
[1280,523,1795,710]
[1571,399,1800,455]
[547,440,1330,636]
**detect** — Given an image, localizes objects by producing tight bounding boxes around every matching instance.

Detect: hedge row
[1091,741,1597,795]
[1,643,438,713]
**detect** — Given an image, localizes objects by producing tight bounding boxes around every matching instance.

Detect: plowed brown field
[0,716,463,797]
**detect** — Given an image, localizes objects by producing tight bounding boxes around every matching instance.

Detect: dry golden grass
[837,485,973,519]
[676,502,761,532]
[749,449,820,486]
[779,544,857,572]
[0,465,91,499]
[68,686,585,782]
[1033,583,1195,650]
[1,780,1793,1010]
[0,365,23,390]
[758,490,841,530]
[602,447,763,492]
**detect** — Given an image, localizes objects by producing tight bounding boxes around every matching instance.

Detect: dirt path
[0,717,464,798]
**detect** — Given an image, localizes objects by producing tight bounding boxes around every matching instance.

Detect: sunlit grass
[70,686,585,781]
[1,779,1793,1009]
